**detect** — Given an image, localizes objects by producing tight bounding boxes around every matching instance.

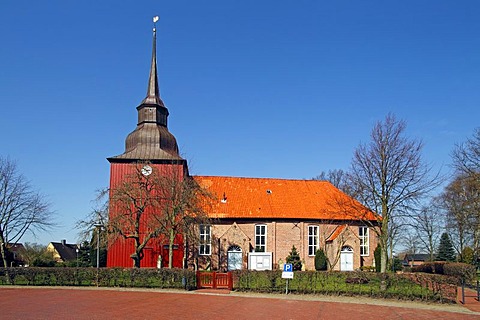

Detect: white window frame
[308,225,319,256]
[255,224,267,252]
[199,224,211,255]
[359,226,369,256]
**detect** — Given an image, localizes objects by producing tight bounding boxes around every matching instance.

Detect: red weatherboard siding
[193,176,376,221]
[107,162,185,268]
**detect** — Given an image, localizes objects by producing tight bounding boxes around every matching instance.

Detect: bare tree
[440,173,480,260]
[76,188,109,267]
[0,157,54,279]
[348,114,439,273]
[452,127,480,176]
[108,163,210,268]
[401,228,421,267]
[18,242,55,267]
[77,188,108,241]
[319,223,349,270]
[314,169,349,193]
[152,170,212,268]
[451,128,480,260]
[413,203,443,261]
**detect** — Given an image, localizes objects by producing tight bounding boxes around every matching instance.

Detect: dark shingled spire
[108,17,183,162]
[141,26,165,107]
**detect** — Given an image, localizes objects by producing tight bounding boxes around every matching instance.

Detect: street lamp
[94,222,103,286]
[93,223,103,269]
[76,248,79,268]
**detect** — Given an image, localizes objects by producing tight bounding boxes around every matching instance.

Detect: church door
[227,245,243,271]
[340,246,354,271]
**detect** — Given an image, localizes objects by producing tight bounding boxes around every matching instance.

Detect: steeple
[140,22,164,107]
[108,16,182,162]
[136,18,169,127]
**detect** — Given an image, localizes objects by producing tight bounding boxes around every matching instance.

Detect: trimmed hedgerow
[412,261,476,283]
[232,270,457,303]
[1,267,460,303]
[443,263,476,282]
[0,267,196,290]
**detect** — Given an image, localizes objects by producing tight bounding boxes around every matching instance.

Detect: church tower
[106,19,187,268]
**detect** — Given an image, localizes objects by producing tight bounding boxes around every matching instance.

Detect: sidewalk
[457,286,480,313]
[1,286,480,319]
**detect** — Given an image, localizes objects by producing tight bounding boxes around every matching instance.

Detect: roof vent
[221,192,227,203]
[266,189,272,194]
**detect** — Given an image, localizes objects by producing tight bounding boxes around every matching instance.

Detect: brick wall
[195,220,378,271]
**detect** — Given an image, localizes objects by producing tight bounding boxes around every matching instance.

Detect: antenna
[153,15,159,32]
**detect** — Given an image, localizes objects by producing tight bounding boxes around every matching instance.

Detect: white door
[340,246,354,271]
[227,245,243,271]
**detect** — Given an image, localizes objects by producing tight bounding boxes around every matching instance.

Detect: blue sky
[1,1,479,245]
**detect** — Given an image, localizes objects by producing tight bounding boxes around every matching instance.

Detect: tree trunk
[0,242,11,284]
[380,214,389,273]
[168,228,175,269]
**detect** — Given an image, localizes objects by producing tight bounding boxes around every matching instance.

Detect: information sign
[282,263,294,279]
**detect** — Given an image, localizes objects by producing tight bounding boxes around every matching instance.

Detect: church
[106,22,378,272]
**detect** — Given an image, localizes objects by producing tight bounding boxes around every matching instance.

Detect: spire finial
[153,15,159,32]
[141,15,164,107]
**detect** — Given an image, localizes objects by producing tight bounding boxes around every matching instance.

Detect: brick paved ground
[457,286,480,313]
[1,287,479,320]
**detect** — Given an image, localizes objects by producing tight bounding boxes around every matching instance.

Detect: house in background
[47,240,79,263]
[0,243,26,267]
[402,253,432,267]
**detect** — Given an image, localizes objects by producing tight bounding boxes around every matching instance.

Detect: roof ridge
[193,175,330,183]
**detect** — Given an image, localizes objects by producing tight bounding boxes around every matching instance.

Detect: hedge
[0,267,196,290]
[412,262,476,283]
[232,270,457,303]
[0,267,461,303]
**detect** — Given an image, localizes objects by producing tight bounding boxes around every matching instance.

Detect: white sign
[282,271,294,279]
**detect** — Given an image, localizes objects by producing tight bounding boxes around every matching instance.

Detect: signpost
[282,263,294,294]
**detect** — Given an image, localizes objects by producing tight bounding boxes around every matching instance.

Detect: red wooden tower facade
[107,23,186,268]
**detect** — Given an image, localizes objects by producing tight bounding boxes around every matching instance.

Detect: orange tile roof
[193,176,377,221]
[326,224,348,242]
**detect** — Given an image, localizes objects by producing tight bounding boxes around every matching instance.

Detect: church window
[199,225,211,255]
[308,225,319,256]
[359,226,369,256]
[255,224,267,252]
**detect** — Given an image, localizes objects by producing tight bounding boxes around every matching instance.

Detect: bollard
[477,280,479,302]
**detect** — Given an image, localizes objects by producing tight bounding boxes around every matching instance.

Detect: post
[461,279,465,304]
[285,279,289,295]
[94,223,102,286]
[477,280,479,302]
[96,231,100,269]
[228,272,233,291]
[76,248,79,268]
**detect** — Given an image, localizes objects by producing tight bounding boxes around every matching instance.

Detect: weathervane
[153,15,159,32]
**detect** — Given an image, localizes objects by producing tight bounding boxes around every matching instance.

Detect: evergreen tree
[374,245,382,272]
[436,233,456,262]
[286,245,302,271]
[314,249,327,271]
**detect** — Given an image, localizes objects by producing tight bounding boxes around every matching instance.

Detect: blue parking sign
[283,263,293,272]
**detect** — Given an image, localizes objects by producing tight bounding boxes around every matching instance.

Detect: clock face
[141,165,153,176]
